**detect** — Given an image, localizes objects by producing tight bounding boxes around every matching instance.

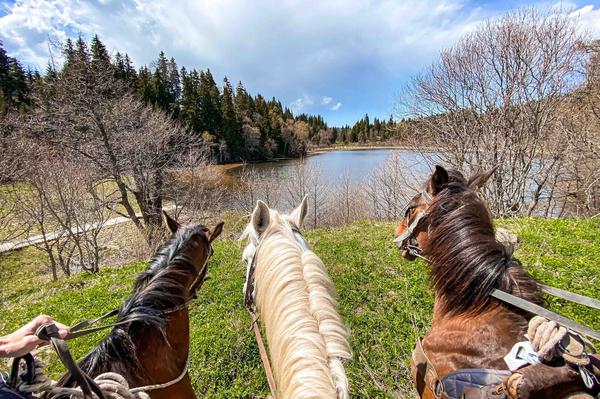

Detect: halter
[394,191,432,261]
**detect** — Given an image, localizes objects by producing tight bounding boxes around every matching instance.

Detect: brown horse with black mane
[50,213,223,399]
[395,166,593,399]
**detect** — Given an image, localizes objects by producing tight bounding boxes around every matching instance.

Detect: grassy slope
[0,218,599,398]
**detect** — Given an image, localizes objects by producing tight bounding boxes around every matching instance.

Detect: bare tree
[283,160,329,228]
[10,139,112,279]
[399,8,586,216]
[364,152,420,221]
[25,48,191,242]
[168,145,226,224]
[328,170,367,226]
[0,113,31,242]
[234,166,282,214]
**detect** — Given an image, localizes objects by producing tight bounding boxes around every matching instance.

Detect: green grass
[0,218,599,398]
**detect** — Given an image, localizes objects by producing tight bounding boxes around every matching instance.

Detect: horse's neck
[428,295,529,372]
[135,308,191,385]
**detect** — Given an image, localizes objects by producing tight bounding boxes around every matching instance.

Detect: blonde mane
[244,208,351,399]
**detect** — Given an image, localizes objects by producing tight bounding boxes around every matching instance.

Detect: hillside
[1,218,599,398]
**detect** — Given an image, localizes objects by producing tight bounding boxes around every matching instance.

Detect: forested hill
[0,35,414,162]
[0,35,333,162]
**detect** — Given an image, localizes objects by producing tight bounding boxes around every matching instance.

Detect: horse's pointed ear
[163,211,180,234]
[208,222,224,243]
[290,195,309,228]
[252,200,270,236]
[427,165,449,196]
[468,165,498,190]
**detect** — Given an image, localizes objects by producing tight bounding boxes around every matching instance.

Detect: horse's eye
[405,206,414,218]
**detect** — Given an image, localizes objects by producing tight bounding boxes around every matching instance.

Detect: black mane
[57,224,209,385]
[424,170,543,316]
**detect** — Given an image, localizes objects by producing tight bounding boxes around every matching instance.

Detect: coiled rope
[14,356,189,399]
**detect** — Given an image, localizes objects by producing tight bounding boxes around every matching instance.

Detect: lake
[230,148,437,185]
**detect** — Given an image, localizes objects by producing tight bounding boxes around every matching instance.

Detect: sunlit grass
[0,218,598,398]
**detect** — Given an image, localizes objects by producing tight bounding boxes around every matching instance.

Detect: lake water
[231,149,437,185]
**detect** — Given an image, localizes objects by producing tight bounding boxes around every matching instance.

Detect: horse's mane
[57,224,208,386]
[251,212,351,399]
[424,169,543,316]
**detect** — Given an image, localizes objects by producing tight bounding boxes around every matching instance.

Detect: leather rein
[395,191,600,341]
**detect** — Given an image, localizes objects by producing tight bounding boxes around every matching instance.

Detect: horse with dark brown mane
[394,166,594,399]
[49,213,223,399]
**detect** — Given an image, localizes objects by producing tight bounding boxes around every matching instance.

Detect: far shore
[213,143,432,173]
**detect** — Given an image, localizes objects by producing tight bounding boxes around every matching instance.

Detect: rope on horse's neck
[16,355,190,398]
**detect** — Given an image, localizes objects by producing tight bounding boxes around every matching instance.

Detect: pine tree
[221,77,240,157]
[90,34,111,70]
[180,67,201,133]
[198,69,222,138]
[137,66,155,105]
[0,41,30,112]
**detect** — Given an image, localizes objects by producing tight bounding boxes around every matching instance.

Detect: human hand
[0,315,70,358]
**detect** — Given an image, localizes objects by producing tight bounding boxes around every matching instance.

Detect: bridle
[394,191,432,261]
[188,240,213,299]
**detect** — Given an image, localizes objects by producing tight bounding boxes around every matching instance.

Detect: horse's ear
[427,165,449,195]
[163,211,180,234]
[251,200,270,236]
[468,165,498,190]
[290,195,309,228]
[207,222,224,243]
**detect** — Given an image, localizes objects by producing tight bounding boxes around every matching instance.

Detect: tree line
[1,36,412,164]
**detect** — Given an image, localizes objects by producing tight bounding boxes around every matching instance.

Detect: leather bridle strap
[245,252,278,398]
[55,302,191,341]
[539,284,600,311]
[250,312,278,399]
[491,289,600,341]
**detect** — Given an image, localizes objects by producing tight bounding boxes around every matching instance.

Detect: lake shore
[308,143,412,154]
[214,143,424,173]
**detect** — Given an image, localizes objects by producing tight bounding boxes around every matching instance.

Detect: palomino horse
[241,198,352,399]
[52,213,223,399]
[394,166,591,399]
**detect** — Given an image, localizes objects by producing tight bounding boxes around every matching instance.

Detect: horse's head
[163,211,224,296]
[394,165,495,261]
[240,196,309,303]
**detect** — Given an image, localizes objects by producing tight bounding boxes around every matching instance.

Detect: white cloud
[289,94,314,113]
[0,0,485,81]
[3,0,599,125]
[330,102,342,111]
[321,96,333,105]
[568,4,600,37]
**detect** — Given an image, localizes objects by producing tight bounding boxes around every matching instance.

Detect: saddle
[412,338,600,399]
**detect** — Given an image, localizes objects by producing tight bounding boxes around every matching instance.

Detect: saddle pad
[441,368,512,399]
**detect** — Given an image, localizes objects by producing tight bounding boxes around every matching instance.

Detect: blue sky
[2,0,600,126]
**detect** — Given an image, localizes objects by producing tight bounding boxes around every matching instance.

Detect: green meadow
[1,218,599,398]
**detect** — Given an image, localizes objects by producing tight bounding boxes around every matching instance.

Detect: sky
[2,1,600,126]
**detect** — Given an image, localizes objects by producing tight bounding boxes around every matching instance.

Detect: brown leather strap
[37,323,106,399]
[413,337,442,398]
[539,285,600,311]
[250,312,278,399]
